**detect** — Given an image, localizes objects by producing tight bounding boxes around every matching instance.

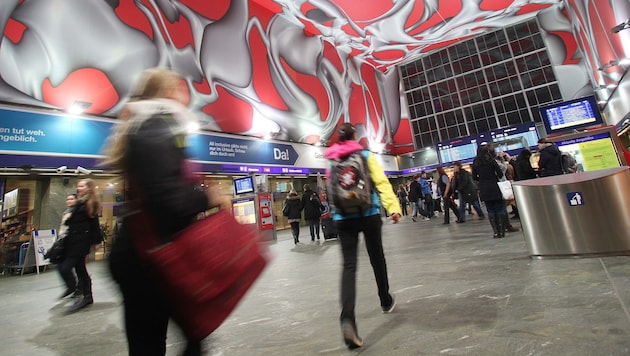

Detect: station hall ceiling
[249,0,563,72]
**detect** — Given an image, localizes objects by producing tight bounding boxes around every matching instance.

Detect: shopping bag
[497,180,514,201]
[130,209,268,341]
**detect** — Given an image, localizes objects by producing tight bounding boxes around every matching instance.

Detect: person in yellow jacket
[323,123,401,349]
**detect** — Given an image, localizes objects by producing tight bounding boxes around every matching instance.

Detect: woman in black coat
[471,145,507,238]
[105,69,226,356]
[301,184,323,241]
[59,178,101,313]
[284,190,303,244]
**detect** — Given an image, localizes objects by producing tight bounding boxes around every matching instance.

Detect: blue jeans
[412,198,430,218]
[458,194,484,221]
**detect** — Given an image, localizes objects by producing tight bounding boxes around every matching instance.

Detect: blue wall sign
[567,192,584,206]
[0,108,113,156]
[188,133,299,165]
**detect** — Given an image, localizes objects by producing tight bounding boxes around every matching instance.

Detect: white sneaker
[382,295,396,314]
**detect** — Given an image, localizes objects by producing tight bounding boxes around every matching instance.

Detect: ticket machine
[231,176,276,241]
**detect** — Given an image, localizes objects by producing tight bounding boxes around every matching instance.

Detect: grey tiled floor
[2,214,630,355]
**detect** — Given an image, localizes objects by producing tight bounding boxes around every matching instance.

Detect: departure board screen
[436,136,480,165]
[489,122,540,155]
[539,96,604,134]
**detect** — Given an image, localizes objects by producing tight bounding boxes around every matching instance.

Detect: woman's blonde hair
[100,68,184,171]
[79,178,101,218]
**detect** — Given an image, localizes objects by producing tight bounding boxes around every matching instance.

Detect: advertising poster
[32,229,57,268]
[579,138,620,171]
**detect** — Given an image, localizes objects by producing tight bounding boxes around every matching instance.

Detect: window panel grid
[400,18,559,150]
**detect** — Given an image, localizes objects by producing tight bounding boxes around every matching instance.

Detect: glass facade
[400,19,563,150]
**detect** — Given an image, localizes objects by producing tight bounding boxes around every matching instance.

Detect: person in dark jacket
[301,184,323,241]
[284,190,303,244]
[396,184,408,216]
[472,145,508,238]
[104,68,226,356]
[407,175,422,221]
[537,138,563,177]
[59,178,101,314]
[515,149,537,180]
[436,166,460,224]
[451,162,484,222]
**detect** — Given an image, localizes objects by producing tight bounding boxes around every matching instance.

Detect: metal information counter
[513,167,630,258]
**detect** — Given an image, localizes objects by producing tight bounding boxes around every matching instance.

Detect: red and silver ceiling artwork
[0,1,615,154]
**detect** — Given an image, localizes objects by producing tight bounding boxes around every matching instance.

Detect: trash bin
[513,167,630,258]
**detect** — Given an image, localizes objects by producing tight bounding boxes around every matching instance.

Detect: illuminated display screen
[436,136,480,164]
[233,176,255,195]
[489,122,540,154]
[556,132,621,172]
[539,96,604,134]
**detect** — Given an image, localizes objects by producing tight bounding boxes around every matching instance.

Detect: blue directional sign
[567,192,585,206]
[187,133,299,165]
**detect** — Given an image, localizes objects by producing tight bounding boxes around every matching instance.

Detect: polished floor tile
[1,214,630,355]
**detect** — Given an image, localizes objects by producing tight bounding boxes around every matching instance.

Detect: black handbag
[44,238,66,264]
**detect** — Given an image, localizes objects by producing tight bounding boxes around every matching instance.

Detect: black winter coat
[64,200,99,257]
[472,159,504,202]
[109,109,210,279]
[452,169,477,203]
[538,144,563,177]
[516,156,537,180]
[301,189,322,220]
[284,195,302,220]
[408,180,421,201]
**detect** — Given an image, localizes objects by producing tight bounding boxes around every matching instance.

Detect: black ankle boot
[58,288,76,299]
[496,216,505,238]
[489,216,500,238]
[65,294,93,314]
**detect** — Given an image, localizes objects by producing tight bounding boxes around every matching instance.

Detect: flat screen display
[489,122,540,155]
[555,131,621,172]
[233,176,255,195]
[436,136,481,164]
[539,95,604,134]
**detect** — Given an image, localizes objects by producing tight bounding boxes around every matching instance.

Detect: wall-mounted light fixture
[67,101,92,115]
[598,59,630,71]
[611,19,630,33]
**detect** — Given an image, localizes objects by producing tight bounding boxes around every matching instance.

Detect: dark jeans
[110,246,201,356]
[443,196,460,223]
[458,195,484,221]
[399,200,408,216]
[434,197,443,213]
[423,194,434,217]
[58,255,91,295]
[308,218,320,240]
[337,215,393,324]
[484,199,507,219]
[290,222,300,239]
